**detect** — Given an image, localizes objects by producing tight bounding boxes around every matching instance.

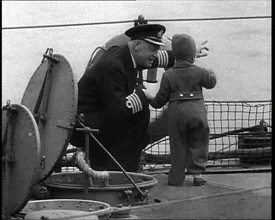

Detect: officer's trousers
[167,99,209,186]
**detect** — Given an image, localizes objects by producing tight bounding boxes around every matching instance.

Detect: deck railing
[142,100,272,173]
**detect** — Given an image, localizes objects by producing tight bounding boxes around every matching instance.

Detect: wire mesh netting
[60,100,271,174]
[141,100,272,172]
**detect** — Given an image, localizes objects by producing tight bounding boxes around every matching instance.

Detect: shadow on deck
[129,172,271,219]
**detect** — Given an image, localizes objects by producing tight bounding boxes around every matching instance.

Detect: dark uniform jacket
[71,45,174,171]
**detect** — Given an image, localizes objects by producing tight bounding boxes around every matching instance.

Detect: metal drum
[22,199,112,220]
[44,171,158,206]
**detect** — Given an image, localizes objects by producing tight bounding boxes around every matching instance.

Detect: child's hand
[196,40,209,58]
[142,89,154,100]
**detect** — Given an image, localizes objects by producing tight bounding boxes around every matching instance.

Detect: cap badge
[157,30,164,38]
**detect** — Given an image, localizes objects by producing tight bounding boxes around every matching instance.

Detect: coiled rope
[2,15,271,30]
[73,150,109,186]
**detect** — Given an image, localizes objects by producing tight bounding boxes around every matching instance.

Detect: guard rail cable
[2,15,271,30]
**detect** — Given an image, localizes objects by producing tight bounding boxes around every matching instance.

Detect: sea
[2,1,271,106]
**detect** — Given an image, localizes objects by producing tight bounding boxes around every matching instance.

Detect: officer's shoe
[193,178,206,186]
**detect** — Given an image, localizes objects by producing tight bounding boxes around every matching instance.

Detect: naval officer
[70,24,208,172]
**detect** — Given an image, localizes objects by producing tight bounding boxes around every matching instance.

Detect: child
[143,34,217,186]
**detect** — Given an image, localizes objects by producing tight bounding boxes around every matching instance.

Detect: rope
[76,116,148,200]
[2,20,134,30]
[73,150,109,185]
[2,15,271,30]
[148,15,271,23]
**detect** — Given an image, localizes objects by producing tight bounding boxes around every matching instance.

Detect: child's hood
[172,34,196,63]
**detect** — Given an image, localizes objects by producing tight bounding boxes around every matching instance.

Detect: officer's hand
[196,40,209,58]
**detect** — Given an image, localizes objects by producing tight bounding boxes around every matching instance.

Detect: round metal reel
[2,104,41,218]
[21,54,78,182]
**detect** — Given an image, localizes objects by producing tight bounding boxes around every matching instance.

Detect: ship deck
[127,171,271,219]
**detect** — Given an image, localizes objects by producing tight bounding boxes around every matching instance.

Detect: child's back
[145,33,217,186]
[149,34,216,109]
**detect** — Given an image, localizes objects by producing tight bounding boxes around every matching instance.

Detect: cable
[2,15,271,30]
[148,15,271,23]
[2,19,134,30]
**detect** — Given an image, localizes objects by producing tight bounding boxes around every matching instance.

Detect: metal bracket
[56,120,75,130]
[2,100,18,113]
[40,156,46,169]
[2,100,18,166]
[136,189,148,205]
[41,48,59,64]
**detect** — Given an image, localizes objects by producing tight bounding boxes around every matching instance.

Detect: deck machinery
[2,48,157,220]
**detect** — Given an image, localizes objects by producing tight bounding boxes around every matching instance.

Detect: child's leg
[186,130,209,175]
[185,102,209,185]
[168,138,187,186]
[186,123,209,173]
[187,124,209,186]
[168,104,188,186]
